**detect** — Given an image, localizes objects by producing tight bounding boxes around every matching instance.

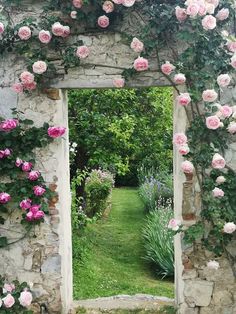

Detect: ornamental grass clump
[143,199,174,278]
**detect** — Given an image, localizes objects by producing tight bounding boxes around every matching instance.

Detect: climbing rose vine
[0,0,235,264]
[0,111,65,247]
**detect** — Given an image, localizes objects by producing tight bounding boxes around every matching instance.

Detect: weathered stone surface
[212,290,233,306]
[199,306,234,314]
[179,303,199,314]
[184,280,214,307]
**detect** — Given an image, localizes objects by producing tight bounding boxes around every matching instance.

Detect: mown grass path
[73,187,174,300]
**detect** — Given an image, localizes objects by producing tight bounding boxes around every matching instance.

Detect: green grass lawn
[73,187,174,300]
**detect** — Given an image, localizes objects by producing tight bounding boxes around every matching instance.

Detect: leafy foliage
[68,88,173,186]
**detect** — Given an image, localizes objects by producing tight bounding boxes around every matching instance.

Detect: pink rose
[227,122,236,134]
[98,15,110,28]
[32,61,47,74]
[15,158,23,167]
[18,26,31,40]
[73,0,83,8]
[202,15,216,30]
[112,0,124,4]
[198,3,207,16]
[26,205,45,221]
[2,294,15,308]
[161,61,175,75]
[70,11,77,19]
[178,145,190,155]
[220,105,232,118]
[76,45,90,59]
[133,57,149,71]
[230,54,236,69]
[212,153,226,169]
[19,290,33,307]
[20,71,35,84]
[0,149,11,159]
[113,78,125,88]
[34,210,45,220]
[216,8,229,21]
[206,115,221,130]
[4,149,11,157]
[186,4,199,17]
[175,6,187,22]
[206,3,216,14]
[223,222,236,234]
[123,0,135,7]
[103,1,114,13]
[0,150,5,159]
[22,162,33,172]
[181,160,194,174]
[130,37,144,53]
[30,204,41,213]
[23,81,37,91]
[216,176,226,184]
[217,74,231,87]
[33,186,46,196]
[38,30,52,44]
[207,260,219,270]
[173,133,187,146]
[28,170,40,181]
[227,41,236,53]
[12,82,24,94]
[20,199,32,210]
[168,218,181,231]
[202,89,218,102]
[176,93,191,106]
[206,0,219,8]
[212,187,224,198]
[0,119,19,132]
[26,211,34,221]
[0,22,5,34]
[3,284,15,293]
[174,73,186,85]
[52,22,65,36]
[47,126,66,138]
[62,26,70,38]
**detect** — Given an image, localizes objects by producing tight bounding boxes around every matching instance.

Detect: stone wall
[177,85,236,314]
[0,1,235,314]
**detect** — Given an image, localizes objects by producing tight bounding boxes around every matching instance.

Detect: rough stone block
[212,290,233,306]
[184,280,214,307]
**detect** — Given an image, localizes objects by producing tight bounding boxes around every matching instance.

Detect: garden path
[72,188,174,313]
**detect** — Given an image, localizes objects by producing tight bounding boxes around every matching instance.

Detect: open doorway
[69,87,175,311]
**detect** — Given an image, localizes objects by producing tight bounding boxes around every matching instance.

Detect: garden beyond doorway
[69,87,175,306]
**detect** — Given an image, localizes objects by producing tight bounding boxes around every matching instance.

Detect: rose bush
[0,111,65,247]
[0,276,33,313]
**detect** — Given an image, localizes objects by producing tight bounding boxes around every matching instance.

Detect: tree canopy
[68,87,173,185]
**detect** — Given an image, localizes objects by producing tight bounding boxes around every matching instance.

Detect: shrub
[85,169,114,217]
[138,167,173,211]
[143,200,174,278]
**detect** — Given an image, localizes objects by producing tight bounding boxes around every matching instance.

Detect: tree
[68,87,173,191]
